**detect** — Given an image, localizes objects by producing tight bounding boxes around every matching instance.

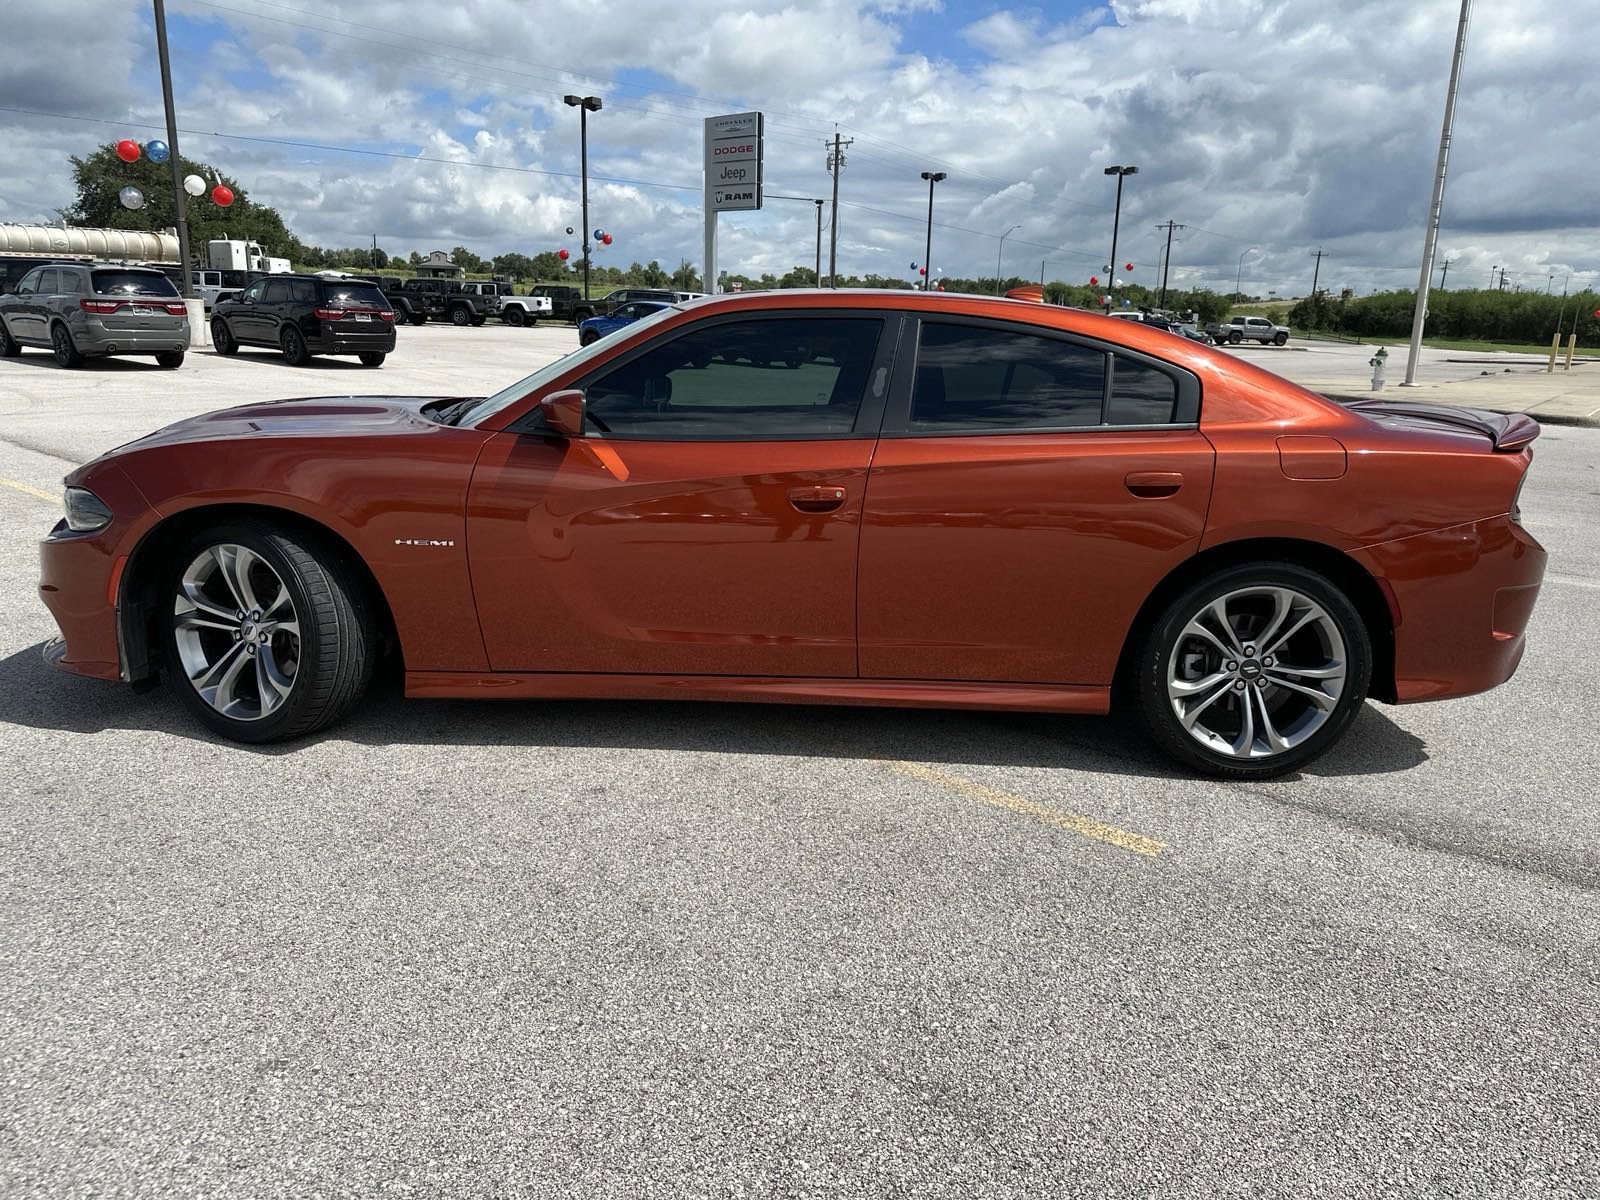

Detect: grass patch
[1363,335,1592,357]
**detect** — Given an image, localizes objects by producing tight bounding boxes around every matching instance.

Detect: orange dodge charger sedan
[39,290,1545,778]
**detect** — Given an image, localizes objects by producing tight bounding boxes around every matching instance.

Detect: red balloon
[1124,262,1134,271]
[115,139,141,163]
[919,267,927,275]
[1593,308,1600,319]
[1089,275,1098,286]
[602,233,613,245]
[211,185,234,207]
[558,248,570,261]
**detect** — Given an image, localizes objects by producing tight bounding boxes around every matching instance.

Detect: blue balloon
[147,140,170,164]
[593,228,604,240]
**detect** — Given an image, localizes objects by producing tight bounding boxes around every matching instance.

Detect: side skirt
[404,672,1112,714]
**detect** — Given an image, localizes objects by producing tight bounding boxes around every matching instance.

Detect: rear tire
[358,352,386,367]
[52,323,84,368]
[503,306,526,327]
[156,351,185,369]
[0,321,20,357]
[281,326,311,366]
[1128,562,1371,780]
[450,306,472,326]
[211,318,238,355]
[163,520,374,744]
[1228,330,1243,344]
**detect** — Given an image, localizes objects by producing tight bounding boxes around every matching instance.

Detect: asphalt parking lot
[2,323,1597,1197]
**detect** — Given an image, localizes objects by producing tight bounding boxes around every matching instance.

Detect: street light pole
[1102,164,1137,310]
[814,199,824,285]
[919,171,946,291]
[1235,246,1257,302]
[152,0,192,299]
[995,224,1020,295]
[563,94,602,301]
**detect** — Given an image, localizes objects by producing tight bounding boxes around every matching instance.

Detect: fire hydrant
[1369,345,1388,391]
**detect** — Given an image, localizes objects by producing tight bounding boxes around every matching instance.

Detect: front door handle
[788,485,847,514]
[1125,471,1184,498]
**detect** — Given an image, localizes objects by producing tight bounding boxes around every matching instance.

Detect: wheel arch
[1113,537,1397,705]
[117,502,400,685]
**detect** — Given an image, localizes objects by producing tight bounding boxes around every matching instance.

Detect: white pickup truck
[496,288,555,327]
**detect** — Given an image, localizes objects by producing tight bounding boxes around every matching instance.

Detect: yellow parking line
[0,478,57,503]
[887,761,1168,858]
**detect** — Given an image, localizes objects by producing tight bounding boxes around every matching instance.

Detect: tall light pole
[1102,164,1137,310]
[920,171,946,291]
[994,224,1020,295]
[563,94,602,300]
[1235,246,1258,302]
[1402,0,1472,386]
[152,0,192,299]
[814,199,824,285]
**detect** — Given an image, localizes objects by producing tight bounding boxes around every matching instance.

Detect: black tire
[358,352,386,367]
[156,351,185,369]
[281,326,311,366]
[1128,562,1372,781]
[163,520,374,744]
[1227,330,1243,345]
[409,313,428,326]
[579,329,599,346]
[572,308,594,324]
[1273,331,1289,346]
[471,315,487,326]
[0,320,20,357]
[52,323,84,368]
[211,318,238,355]
[503,306,526,327]
[449,306,472,326]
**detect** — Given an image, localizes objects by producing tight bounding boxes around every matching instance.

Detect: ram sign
[705,112,763,211]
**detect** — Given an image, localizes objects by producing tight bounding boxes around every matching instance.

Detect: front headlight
[63,486,113,533]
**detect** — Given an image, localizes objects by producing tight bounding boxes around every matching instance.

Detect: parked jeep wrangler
[397,277,491,326]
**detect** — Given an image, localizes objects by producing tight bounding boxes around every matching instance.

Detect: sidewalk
[1316,363,1600,427]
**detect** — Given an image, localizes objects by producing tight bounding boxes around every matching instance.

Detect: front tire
[164,521,374,743]
[1129,563,1371,780]
[52,323,84,367]
[1273,331,1289,346]
[579,329,599,346]
[156,351,185,369]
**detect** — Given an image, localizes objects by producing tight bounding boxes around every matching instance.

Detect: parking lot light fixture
[920,171,946,291]
[1236,245,1259,302]
[563,94,603,300]
[1102,165,1137,310]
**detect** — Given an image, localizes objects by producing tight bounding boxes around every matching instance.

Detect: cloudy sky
[0,0,1594,297]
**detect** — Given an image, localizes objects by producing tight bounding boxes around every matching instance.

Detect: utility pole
[1155,220,1184,308]
[1490,265,1499,290]
[152,0,192,299]
[825,132,852,288]
[1310,248,1326,301]
[1403,0,1472,386]
[1437,257,1452,288]
[814,199,823,286]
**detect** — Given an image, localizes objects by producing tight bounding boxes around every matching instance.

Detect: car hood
[104,394,482,455]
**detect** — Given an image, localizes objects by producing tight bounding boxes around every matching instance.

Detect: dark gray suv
[0,263,190,368]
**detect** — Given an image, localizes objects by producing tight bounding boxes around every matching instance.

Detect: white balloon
[118,185,146,210]
[183,174,206,197]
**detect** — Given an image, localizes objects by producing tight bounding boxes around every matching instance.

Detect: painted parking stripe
[0,478,56,503]
[887,761,1168,858]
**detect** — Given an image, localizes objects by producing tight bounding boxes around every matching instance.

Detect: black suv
[210,275,397,367]
[570,287,678,323]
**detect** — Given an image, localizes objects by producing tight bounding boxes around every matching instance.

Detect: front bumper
[1353,513,1547,703]
[39,519,123,681]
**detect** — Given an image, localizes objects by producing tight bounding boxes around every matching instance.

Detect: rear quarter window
[91,270,179,297]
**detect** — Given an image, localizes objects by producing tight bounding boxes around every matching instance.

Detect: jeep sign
[704,112,763,212]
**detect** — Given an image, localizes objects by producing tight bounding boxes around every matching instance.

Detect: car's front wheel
[579,329,599,346]
[164,522,374,743]
[450,306,472,326]
[1130,563,1371,780]
[1273,331,1289,346]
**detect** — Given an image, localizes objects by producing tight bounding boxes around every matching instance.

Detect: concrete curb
[1321,393,1600,429]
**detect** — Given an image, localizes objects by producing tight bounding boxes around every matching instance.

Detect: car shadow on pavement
[0,641,1428,780]
[212,349,373,369]
[0,354,171,373]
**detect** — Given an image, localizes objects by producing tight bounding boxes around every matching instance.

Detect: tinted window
[239,281,264,303]
[16,268,43,294]
[263,280,291,304]
[289,279,317,304]
[90,270,179,298]
[910,323,1106,431]
[322,283,389,308]
[1107,357,1180,425]
[38,269,60,294]
[59,270,87,295]
[584,317,883,439]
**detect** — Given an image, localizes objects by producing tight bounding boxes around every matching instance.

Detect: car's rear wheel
[156,351,184,369]
[1273,331,1289,346]
[211,318,238,355]
[281,326,311,366]
[358,352,386,367]
[164,522,373,743]
[1130,563,1371,780]
[0,321,20,357]
[52,323,84,367]
[1228,330,1243,344]
[503,306,526,327]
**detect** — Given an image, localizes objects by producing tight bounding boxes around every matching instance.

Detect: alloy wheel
[1165,584,1347,760]
[173,543,301,721]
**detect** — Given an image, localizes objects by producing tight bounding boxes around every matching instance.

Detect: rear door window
[90,270,179,297]
[909,323,1106,431]
[262,280,291,304]
[37,269,60,294]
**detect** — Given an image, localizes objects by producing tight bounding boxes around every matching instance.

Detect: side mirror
[540,388,587,437]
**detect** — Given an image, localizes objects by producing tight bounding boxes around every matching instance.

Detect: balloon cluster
[114,136,235,209]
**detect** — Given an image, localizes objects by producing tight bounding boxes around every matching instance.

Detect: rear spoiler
[1345,400,1541,452]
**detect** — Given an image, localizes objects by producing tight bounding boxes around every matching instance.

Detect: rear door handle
[788,485,847,514]
[1125,471,1184,498]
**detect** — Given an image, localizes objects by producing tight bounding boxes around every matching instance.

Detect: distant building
[415,250,464,279]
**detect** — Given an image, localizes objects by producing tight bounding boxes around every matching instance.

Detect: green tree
[670,259,702,291]
[64,143,304,265]
[451,245,485,273]
[491,252,537,280]
[408,250,423,267]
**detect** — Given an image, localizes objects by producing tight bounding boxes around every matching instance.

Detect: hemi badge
[394,538,456,547]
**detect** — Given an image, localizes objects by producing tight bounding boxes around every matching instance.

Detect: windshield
[449,303,682,426]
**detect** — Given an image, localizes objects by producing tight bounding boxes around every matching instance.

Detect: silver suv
[0,262,190,368]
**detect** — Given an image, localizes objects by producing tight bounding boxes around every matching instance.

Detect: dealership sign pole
[703,112,764,295]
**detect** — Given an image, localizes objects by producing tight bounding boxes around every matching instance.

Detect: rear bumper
[1353,513,1547,703]
[79,321,191,356]
[306,327,397,354]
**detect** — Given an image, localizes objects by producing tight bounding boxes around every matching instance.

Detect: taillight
[80,299,122,314]
[378,310,395,322]
[313,306,344,320]
[164,302,187,316]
